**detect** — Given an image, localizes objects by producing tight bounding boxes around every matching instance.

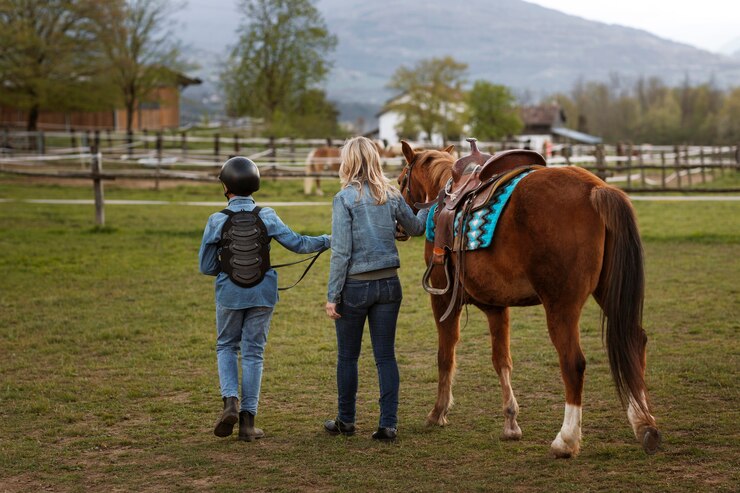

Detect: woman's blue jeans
[215,304,274,415]
[335,277,402,429]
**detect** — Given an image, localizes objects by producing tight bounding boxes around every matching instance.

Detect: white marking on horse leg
[500,368,522,440]
[303,177,313,195]
[427,369,455,426]
[551,404,582,458]
[627,392,655,437]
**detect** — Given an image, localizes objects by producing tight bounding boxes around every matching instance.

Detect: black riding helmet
[219,156,260,197]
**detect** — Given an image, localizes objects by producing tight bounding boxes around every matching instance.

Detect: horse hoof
[642,427,662,455]
[550,433,579,458]
[551,449,573,459]
[502,424,522,441]
[426,412,448,427]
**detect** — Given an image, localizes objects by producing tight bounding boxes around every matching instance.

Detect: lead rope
[274,247,328,291]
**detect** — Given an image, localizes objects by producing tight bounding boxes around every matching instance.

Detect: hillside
[318,0,740,103]
[177,0,740,125]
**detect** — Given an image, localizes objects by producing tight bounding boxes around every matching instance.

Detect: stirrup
[422,257,450,295]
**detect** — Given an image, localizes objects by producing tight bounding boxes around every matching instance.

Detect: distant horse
[304,146,341,196]
[398,141,661,457]
[304,141,399,196]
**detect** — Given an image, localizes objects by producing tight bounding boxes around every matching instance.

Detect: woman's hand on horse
[325,302,341,320]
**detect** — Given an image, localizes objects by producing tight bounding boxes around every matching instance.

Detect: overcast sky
[527,0,740,52]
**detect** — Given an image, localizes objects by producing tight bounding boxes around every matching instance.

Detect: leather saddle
[422,139,545,319]
[433,139,545,252]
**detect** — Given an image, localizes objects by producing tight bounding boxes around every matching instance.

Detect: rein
[273,247,328,291]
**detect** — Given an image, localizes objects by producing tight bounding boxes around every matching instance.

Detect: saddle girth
[218,207,271,288]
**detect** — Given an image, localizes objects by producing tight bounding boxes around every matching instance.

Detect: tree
[0,0,110,130]
[98,0,187,133]
[386,56,468,143]
[221,0,337,129]
[717,87,740,144]
[269,89,343,138]
[467,80,522,140]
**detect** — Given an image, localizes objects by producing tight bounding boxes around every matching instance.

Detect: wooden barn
[0,73,201,131]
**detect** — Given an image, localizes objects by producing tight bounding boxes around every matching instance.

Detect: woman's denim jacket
[327,183,428,303]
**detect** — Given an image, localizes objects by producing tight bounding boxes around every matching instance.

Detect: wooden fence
[1,130,739,225]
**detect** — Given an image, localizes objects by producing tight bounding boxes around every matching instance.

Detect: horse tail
[304,149,317,195]
[590,185,650,416]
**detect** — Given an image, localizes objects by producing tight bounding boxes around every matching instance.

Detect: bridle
[400,155,442,210]
[399,156,423,209]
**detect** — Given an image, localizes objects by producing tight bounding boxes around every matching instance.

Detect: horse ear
[443,144,455,154]
[401,140,415,163]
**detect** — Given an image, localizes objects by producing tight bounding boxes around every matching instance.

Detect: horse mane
[420,150,455,192]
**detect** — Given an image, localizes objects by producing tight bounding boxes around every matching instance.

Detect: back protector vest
[218,207,271,288]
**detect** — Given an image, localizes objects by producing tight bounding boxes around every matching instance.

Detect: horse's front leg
[427,294,462,427]
[482,306,522,440]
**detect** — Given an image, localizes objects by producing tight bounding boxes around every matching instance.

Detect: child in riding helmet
[199,156,330,441]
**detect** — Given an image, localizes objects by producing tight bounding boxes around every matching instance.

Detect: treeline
[550,76,740,145]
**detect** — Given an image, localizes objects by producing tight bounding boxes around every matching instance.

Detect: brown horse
[398,141,661,458]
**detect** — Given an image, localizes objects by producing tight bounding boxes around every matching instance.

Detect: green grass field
[1,178,738,492]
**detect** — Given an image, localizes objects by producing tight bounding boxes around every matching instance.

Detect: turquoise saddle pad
[425,170,533,250]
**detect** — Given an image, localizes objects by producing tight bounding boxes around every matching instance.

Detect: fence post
[700,146,706,183]
[181,131,187,157]
[37,131,45,155]
[660,151,666,188]
[638,145,646,187]
[674,145,682,188]
[684,145,692,187]
[214,133,220,162]
[233,134,240,154]
[269,136,276,158]
[70,128,77,149]
[143,129,149,150]
[106,129,113,150]
[155,131,163,191]
[91,147,105,227]
[718,146,725,177]
[289,137,296,164]
[595,144,606,181]
[626,142,633,189]
[126,130,133,148]
[94,130,101,155]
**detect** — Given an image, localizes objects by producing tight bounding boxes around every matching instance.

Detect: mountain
[176,0,740,125]
[317,0,740,104]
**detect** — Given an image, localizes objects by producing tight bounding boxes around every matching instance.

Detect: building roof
[551,126,602,144]
[520,104,565,126]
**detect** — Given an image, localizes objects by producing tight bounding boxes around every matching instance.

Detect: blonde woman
[324,136,428,441]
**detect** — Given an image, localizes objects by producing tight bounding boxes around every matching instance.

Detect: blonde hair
[339,136,397,204]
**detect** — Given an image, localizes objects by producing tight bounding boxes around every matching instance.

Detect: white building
[377,93,466,146]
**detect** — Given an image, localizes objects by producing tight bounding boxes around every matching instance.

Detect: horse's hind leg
[544,303,587,458]
[427,296,462,427]
[626,332,661,454]
[482,306,522,440]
